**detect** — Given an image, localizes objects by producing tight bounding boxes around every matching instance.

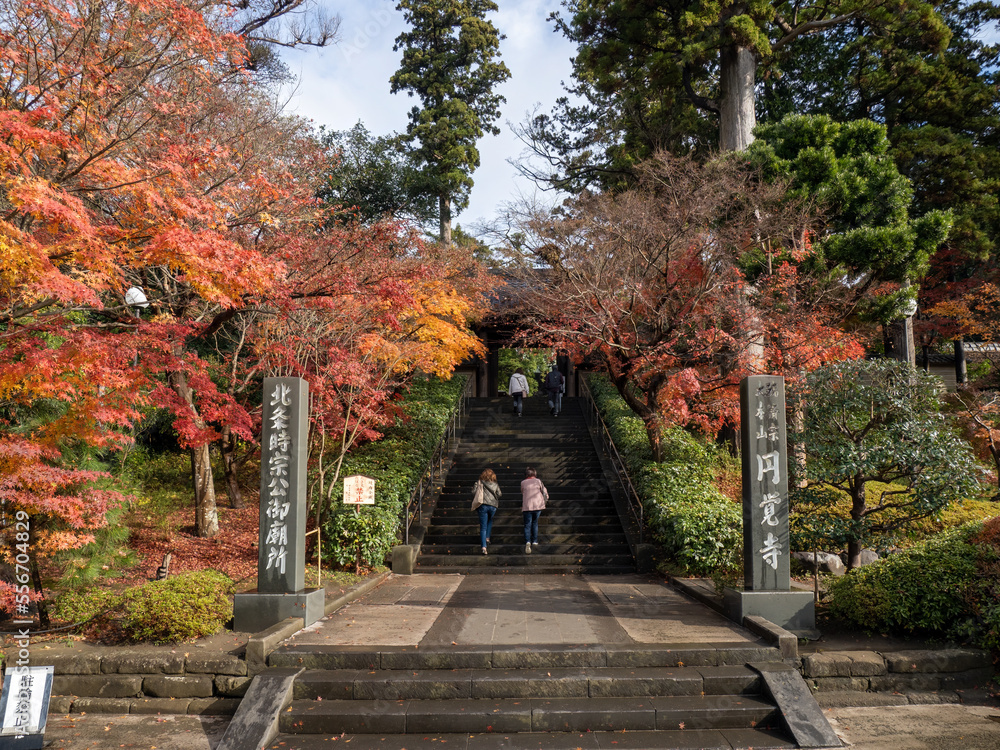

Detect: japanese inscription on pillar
[740,375,790,591]
[259,377,308,594]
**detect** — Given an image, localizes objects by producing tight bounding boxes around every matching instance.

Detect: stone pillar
[234,377,325,633]
[724,376,815,635]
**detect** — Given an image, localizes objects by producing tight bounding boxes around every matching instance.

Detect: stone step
[434,508,618,524]
[420,543,629,555]
[414,563,639,575]
[278,695,781,735]
[269,644,782,671]
[293,665,762,701]
[425,519,624,531]
[267,728,796,749]
[416,553,636,568]
[421,536,628,552]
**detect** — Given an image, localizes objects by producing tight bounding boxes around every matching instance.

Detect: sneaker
[482,547,488,555]
[554,412,559,417]
[524,543,532,554]
[531,542,539,547]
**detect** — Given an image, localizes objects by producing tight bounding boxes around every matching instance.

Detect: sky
[279,0,577,232]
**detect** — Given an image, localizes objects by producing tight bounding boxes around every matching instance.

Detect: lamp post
[125,287,149,366]
[891,284,918,367]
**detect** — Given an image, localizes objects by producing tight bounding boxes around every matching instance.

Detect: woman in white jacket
[508,367,530,417]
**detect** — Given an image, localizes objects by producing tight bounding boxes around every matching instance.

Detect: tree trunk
[847,479,866,570]
[168,368,220,538]
[220,425,245,509]
[439,194,452,247]
[719,44,757,152]
[955,338,967,384]
[190,444,220,537]
[791,400,807,488]
[645,420,663,463]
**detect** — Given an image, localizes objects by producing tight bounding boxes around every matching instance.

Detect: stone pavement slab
[281,572,760,650]
[283,573,462,647]
[42,713,228,749]
[587,576,754,643]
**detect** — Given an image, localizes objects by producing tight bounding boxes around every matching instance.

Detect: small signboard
[343,475,376,505]
[0,665,53,749]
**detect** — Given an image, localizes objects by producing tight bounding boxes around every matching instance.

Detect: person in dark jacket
[544,364,565,417]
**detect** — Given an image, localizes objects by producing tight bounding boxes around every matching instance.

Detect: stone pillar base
[392,544,417,575]
[723,588,817,637]
[234,588,325,633]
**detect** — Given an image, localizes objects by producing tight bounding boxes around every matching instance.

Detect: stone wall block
[187,698,241,715]
[48,696,75,714]
[807,676,857,691]
[185,654,247,676]
[844,651,887,677]
[71,698,133,713]
[885,649,989,674]
[869,674,941,692]
[143,675,214,698]
[802,653,852,678]
[215,675,253,698]
[101,654,185,674]
[131,698,193,714]
[939,667,996,690]
[53,675,142,698]
[33,653,102,675]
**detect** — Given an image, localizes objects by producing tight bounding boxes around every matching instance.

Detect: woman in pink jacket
[520,467,548,554]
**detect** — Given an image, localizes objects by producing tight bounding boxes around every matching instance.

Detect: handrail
[402,374,474,544]
[578,376,644,544]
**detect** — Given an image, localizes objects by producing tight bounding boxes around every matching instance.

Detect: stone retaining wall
[37,651,248,716]
[802,648,996,706]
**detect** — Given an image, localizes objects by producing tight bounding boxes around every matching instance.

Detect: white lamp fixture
[125,286,149,309]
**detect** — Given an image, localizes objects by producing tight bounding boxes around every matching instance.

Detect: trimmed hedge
[586,374,741,574]
[321,375,468,569]
[50,570,235,644]
[828,517,1000,650]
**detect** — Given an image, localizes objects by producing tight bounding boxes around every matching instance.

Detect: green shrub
[828,523,982,638]
[50,588,118,625]
[320,375,468,569]
[587,374,741,574]
[118,570,235,644]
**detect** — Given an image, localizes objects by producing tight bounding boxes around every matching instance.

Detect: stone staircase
[416,396,636,574]
[265,642,802,749]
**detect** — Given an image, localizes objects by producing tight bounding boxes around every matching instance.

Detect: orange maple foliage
[0,0,487,610]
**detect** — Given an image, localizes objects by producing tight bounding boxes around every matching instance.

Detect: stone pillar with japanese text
[234,377,325,633]
[723,375,816,635]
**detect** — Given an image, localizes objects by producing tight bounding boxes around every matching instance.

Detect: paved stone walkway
[284,573,757,649]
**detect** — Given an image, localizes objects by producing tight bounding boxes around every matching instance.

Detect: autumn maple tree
[0,0,490,617]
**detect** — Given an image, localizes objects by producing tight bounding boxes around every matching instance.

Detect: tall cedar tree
[390,0,511,245]
[518,0,950,192]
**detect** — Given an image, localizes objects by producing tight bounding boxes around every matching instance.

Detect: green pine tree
[390,0,511,246]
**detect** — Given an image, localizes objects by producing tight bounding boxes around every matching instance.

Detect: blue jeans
[512,392,524,414]
[547,390,562,413]
[523,510,542,544]
[477,504,497,548]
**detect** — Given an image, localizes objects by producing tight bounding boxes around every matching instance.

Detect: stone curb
[245,569,390,674]
[35,571,393,713]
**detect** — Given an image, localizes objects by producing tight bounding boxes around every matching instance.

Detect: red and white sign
[343,475,376,505]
